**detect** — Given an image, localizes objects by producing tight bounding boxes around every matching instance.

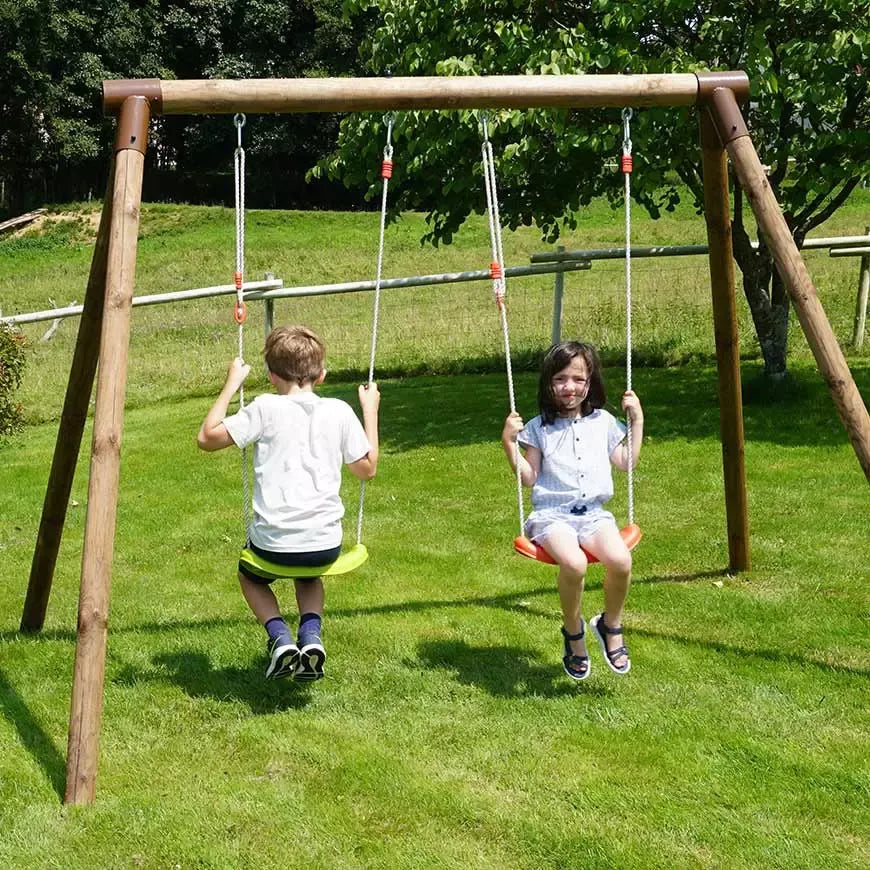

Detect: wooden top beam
[102,72,748,116]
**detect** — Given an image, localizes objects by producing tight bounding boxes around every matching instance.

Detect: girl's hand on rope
[502,411,524,445]
[358,382,380,415]
[621,390,643,421]
[225,357,251,394]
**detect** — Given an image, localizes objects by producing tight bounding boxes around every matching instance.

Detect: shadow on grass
[322,362,870,453]
[0,668,66,799]
[636,569,732,585]
[0,570,716,647]
[628,627,870,679]
[0,570,721,648]
[112,650,313,714]
[413,640,610,699]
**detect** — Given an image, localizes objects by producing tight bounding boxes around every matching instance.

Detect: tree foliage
[0,323,26,438]
[322,0,870,375]
[0,1,374,213]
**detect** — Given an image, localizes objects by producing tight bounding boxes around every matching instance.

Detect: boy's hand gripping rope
[233,113,251,537]
[622,108,635,525]
[356,113,395,545]
[480,113,524,536]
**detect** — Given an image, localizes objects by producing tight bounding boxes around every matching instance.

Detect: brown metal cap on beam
[114,96,151,155]
[702,86,750,147]
[696,71,750,105]
[103,79,163,116]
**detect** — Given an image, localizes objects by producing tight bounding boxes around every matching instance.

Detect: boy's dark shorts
[238,541,342,584]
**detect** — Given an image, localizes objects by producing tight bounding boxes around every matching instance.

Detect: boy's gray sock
[265,616,291,643]
[298,612,322,646]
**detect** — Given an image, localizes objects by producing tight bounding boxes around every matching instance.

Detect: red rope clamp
[233,300,247,324]
[381,159,393,179]
[621,108,634,175]
[234,271,243,290]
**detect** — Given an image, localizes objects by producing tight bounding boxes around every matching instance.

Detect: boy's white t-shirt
[223,392,371,552]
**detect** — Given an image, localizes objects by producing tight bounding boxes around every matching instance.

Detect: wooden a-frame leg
[64,96,150,805]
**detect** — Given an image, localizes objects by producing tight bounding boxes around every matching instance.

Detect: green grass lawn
[1,191,868,867]
[0,360,867,869]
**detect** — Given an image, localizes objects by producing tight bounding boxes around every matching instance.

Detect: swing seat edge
[514,523,642,566]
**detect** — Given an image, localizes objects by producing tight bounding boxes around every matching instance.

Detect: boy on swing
[198,325,380,681]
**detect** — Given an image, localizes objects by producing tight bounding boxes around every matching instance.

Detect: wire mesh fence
[7,236,867,424]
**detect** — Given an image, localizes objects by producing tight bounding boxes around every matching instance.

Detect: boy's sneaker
[265,636,299,680]
[295,638,326,682]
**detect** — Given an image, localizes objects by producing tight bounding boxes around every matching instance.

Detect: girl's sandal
[561,620,591,681]
[591,613,631,675]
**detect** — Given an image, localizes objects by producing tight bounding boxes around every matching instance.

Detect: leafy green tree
[152,0,376,208]
[0,0,166,211]
[0,323,26,437]
[0,1,374,213]
[323,0,870,377]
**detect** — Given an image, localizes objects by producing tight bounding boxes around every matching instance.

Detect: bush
[0,323,26,437]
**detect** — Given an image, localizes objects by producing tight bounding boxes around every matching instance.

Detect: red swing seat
[514,522,642,565]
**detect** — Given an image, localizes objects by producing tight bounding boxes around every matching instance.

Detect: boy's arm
[197,358,250,452]
[348,383,380,480]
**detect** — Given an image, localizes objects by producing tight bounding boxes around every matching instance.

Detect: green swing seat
[238,543,369,580]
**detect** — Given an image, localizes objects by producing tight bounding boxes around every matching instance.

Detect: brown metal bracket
[696,72,750,147]
[103,79,163,116]
[696,71,750,105]
[114,96,151,155]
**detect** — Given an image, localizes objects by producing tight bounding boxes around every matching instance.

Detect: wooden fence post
[852,227,869,350]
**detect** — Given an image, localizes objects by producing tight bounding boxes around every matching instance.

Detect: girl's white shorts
[525,504,617,547]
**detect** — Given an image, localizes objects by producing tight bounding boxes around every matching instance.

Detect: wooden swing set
[17,72,870,806]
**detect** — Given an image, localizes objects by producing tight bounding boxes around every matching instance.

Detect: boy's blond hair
[263,325,325,385]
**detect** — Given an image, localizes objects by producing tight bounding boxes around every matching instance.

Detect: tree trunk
[731,194,791,381]
[737,249,791,380]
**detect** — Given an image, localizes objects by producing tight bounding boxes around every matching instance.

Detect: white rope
[233,113,252,538]
[356,113,394,545]
[622,108,635,525]
[480,114,524,536]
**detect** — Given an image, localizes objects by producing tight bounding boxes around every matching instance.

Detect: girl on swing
[502,340,644,680]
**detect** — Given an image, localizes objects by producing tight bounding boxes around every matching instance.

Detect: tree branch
[799,177,860,236]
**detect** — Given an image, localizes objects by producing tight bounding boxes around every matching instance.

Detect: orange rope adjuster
[381,159,393,179]
[234,300,247,324]
[490,262,505,309]
[621,154,633,174]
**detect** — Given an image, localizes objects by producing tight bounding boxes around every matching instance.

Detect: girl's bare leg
[542,523,590,658]
[582,524,632,669]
